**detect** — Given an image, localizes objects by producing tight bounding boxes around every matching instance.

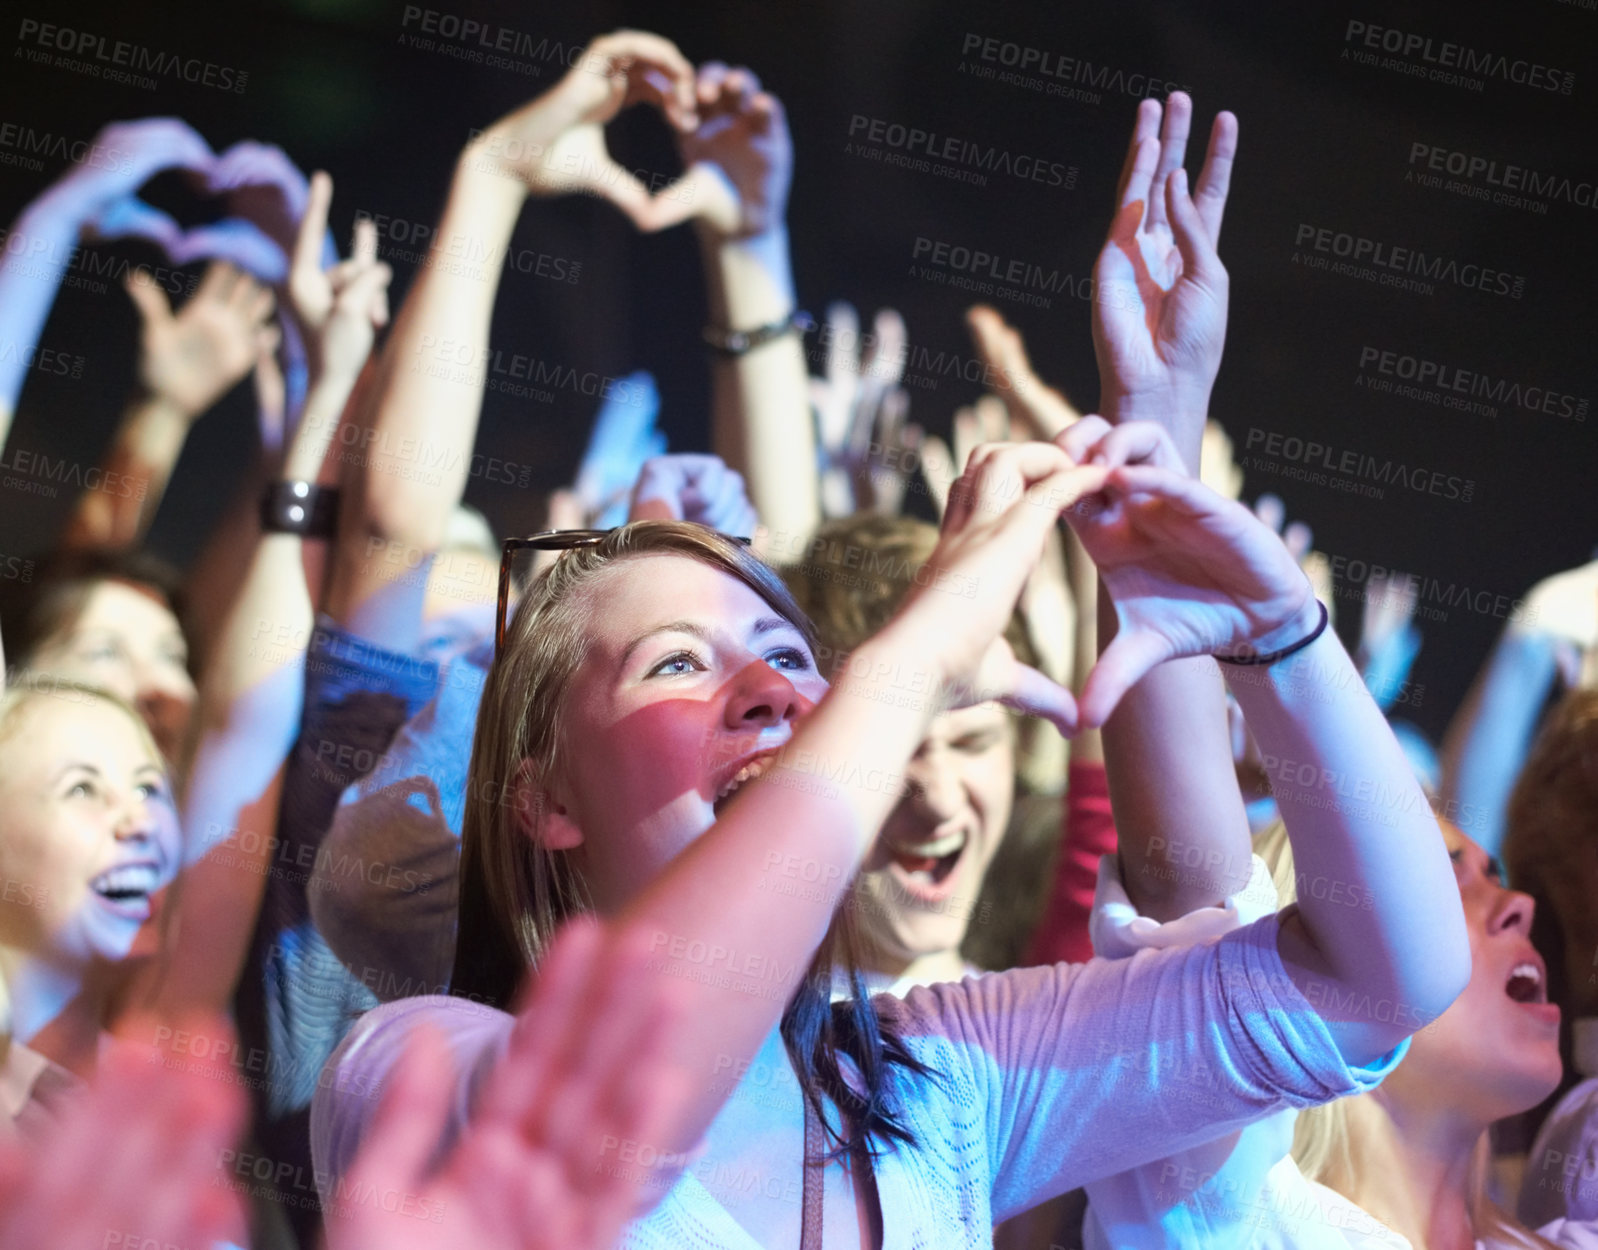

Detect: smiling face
[1378,825,1562,1125]
[24,580,195,764]
[852,703,1015,975]
[534,554,829,913]
[0,692,181,968]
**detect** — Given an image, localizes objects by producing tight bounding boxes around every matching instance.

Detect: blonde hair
[0,679,165,1060]
[451,521,818,1003]
[1253,821,1549,1246]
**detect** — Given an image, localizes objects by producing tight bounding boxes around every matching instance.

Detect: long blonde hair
[1253,821,1551,1247]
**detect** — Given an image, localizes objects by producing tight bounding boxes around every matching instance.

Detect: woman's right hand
[1055,420,1317,727]
[468,30,698,229]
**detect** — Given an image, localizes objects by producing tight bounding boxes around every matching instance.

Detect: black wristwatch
[260,480,339,538]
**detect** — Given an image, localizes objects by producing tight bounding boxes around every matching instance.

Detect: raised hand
[49,117,213,246]
[966,304,1082,440]
[571,371,666,527]
[809,302,912,517]
[1522,558,1598,687]
[1093,94,1237,458]
[470,30,699,230]
[324,918,693,1250]
[0,1017,247,1250]
[1055,420,1318,727]
[628,453,758,536]
[897,441,1099,735]
[671,63,793,239]
[125,260,277,419]
[206,139,323,276]
[288,171,392,384]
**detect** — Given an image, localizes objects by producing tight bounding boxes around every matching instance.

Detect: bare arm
[682,66,819,545]
[321,32,698,650]
[1078,95,1252,921]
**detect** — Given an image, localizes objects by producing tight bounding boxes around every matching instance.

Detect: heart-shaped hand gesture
[470,30,699,231]
[670,63,794,240]
[1054,419,1319,727]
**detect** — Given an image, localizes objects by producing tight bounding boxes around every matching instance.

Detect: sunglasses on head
[495,527,753,659]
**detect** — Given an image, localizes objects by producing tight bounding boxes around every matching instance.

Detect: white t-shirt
[1082,854,1592,1250]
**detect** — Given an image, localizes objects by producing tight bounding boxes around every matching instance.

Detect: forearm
[1438,626,1560,855]
[1231,628,1468,1064]
[326,149,525,631]
[59,394,191,551]
[614,629,937,1142]
[0,193,86,444]
[1094,408,1249,918]
[702,227,818,544]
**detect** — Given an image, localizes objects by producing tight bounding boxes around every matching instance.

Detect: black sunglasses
[495,528,753,659]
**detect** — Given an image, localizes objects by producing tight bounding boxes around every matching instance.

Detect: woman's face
[1381,825,1561,1124]
[0,696,181,967]
[539,555,828,912]
[854,703,1015,972]
[25,580,195,763]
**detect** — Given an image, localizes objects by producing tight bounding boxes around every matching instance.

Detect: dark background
[2,0,1595,743]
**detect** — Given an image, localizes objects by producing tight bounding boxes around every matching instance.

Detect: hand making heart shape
[51,116,324,285]
[467,30,704,231]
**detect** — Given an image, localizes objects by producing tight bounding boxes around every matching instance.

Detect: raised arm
[1063,422,1470,1065]
[1084,94,1252,921]
[321,31,698,651]
[677,64,819,544]
[154,177,392,1016]
[0,119,216,447]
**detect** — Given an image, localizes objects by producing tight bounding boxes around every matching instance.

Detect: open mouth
[883,829,968,902]
[89,862,162,918]
[1505,960,1546,1005]
[712,751,780,815]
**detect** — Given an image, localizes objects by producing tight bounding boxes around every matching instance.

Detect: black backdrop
[2,0,1595,742]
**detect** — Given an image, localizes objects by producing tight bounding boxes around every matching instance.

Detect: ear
[511,758,583,851]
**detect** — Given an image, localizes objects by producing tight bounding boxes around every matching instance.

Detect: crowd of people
[0,29,1595,1250]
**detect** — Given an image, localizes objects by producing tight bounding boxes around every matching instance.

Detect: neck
[1328,1091,1486,1250]
[866,945,967,990]
[0,946,108,1078]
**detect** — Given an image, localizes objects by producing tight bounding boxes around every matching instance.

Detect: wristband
[1215,600,1329,667]
[702,310,814,356]
[260,481,339,538]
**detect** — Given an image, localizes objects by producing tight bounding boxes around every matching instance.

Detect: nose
[1486,885,1536,937]
[114,792,159,846]
[903,745,963,824]
[723,657,808,732]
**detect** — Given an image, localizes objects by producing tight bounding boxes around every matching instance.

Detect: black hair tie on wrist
[1215,600,1329,667]
[260,481,339,538]
[702,310,815,356]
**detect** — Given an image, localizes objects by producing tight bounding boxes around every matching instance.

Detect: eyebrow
[618,616,797,669]
[53,762,103,784]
